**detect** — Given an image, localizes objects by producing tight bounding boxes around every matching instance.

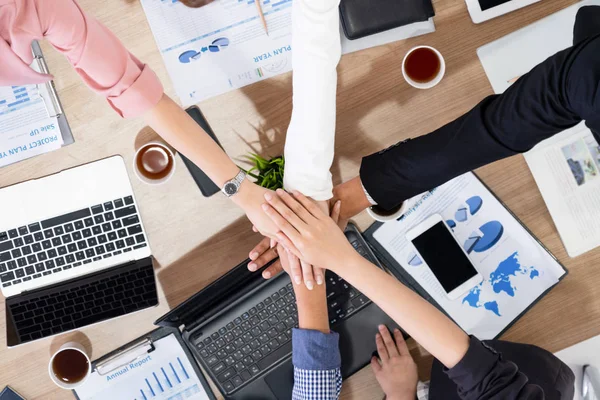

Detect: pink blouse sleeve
[0,0,163,118]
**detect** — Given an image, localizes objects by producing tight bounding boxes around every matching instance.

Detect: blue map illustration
[462,252,539,316]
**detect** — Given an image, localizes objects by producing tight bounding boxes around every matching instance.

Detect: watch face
[224,182,237,196]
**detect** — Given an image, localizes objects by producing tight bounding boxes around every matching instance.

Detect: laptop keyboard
[194,238,373,395]
[8,261,157,344]
[0,196,147,289]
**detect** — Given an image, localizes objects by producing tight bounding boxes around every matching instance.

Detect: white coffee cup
[133,141,177,185]
[48,342,92,390]
[402,45,446,90]
[367,203,409,222]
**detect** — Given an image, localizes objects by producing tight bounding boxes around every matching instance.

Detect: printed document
[0,85,63,168]
[76,334,211,400]
[140,0,294,106]
[373,173,566,339]
[525,123,600,257]
[140,0,434,105]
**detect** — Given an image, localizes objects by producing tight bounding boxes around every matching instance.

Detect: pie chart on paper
[407,252,423,267]
[466,196,483,215]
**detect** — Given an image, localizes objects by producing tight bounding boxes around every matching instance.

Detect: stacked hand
[257,189,353,273]
[248,190,348,288]
[233,180,281,240]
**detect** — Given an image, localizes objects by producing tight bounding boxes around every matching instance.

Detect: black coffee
[52,349,89,384]
[371,204,402,217]
[404,47,441,83]
[136,144,174,180]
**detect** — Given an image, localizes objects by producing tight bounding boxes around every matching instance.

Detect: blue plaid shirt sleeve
[292,328,342,400]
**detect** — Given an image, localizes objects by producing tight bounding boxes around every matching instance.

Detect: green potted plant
[243,153,285,190]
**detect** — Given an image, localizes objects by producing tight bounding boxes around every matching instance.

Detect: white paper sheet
[76,334,211,400]
[372,173,566,339]
[525,123,600,257]
[140,0,294,106]
[140,0,434,105]
[0,85,63,168]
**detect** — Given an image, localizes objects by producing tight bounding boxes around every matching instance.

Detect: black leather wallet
[339,0,435,40]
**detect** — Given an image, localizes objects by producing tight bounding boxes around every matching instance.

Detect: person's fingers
[313,266,324,286]
[248,239,278,272]
[261,203,303,244]
[300,259,315,290]
[370,356,382,374]
[393,328,410,357]
[252,225,258,233]
[330,200,341,223]
[287,250,303,285]
[262,259,282,280]
[375,332,389,362]
[379,325,399,358]
[275,189,314,225]
[291,190,328,219]
[249,237,270,261]
[275,231,302,259]
[264,192,307,232]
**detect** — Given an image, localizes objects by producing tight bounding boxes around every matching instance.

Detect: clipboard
[30,41,74,146]
[362,172,568,340]
[73,326,216,400]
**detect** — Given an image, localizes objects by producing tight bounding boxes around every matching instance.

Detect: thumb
[330,200,341,223]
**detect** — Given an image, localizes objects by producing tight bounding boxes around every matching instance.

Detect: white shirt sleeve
[283,0,341,201]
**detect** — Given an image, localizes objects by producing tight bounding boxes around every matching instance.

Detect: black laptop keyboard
[195,239,373,395]
[8,262,158,344]
[0,196,147,289]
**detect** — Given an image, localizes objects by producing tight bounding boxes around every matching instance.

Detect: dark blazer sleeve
[428,337,574,400]
[360,6,600,211]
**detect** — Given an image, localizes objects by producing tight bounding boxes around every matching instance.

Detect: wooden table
[2,0,599,398]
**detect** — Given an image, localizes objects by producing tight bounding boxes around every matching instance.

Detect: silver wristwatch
[222,169,246,197]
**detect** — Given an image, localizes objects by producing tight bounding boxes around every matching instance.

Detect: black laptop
[155,223,399,399]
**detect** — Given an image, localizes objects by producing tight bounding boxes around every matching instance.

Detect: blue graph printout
[0,85,62,167]
[140,0,293,105]
[76,334,211,400]
[372,172,566,339]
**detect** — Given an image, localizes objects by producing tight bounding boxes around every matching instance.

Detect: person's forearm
[360,36,600,211]
[294,283,329,333]
[283,0,341,201]
[332,177,372,220]
[144,94,239,187]
[336,254,469,369]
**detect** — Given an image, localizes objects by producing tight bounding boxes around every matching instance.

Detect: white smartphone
[406,214,482,300]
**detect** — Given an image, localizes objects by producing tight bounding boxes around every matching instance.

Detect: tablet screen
[479,0,513,11]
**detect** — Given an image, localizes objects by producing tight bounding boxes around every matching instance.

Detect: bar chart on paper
[135,357,203,400]
[76,335,211,400]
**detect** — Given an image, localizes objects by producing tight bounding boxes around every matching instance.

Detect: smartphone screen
[411,221,478,293]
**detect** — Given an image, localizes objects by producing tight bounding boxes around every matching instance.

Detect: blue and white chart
[140,0,294,105]
[76,334,211,400]
[373,173,566,339]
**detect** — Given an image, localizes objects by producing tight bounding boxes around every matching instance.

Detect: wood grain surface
[2,0,597,399]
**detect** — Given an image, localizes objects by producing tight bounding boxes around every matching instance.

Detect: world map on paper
[462,252,539,316]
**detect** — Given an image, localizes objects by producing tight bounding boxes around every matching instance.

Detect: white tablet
[465,0,542,24]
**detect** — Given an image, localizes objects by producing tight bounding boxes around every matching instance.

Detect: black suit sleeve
[360,6,600,211]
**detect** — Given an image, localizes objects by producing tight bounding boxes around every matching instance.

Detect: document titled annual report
[76,334,211,400]
[371,173,566,339]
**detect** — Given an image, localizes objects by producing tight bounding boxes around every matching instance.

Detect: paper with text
[372,173,565,339]
[525,122,600,257]
[0,85,63,168]
[140,0,294,105]
[76,334,211,400]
